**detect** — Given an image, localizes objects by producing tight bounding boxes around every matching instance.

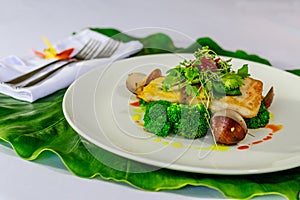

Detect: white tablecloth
[0,1,299,199]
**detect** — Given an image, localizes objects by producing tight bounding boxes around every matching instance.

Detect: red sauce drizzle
[263,135,272,141]
[237,145,249,150]
[237,124,283,150]
[130,101,140,107]
[252,140,263,145]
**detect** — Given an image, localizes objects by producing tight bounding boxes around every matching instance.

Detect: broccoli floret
[244,103,270,129]
[143,100,210,138]
[167,103,181,123]
[143,100,171,137]
[168,103,210,139]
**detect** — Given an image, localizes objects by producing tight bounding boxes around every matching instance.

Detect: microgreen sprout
[162,46,250,106]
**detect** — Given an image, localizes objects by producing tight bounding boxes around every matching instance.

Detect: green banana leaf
[0,28,299,200]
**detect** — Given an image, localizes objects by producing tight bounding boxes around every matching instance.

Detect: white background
[0,0,299,199]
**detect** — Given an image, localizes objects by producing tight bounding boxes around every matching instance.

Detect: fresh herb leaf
[237,64,250,78]
[185,85,199,97]
[184,67,199,83]
[221,73,243,90]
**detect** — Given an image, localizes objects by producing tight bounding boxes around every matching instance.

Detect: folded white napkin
[0,29,143,102]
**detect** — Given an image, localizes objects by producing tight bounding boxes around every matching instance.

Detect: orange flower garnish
[33,37,74,60]
[55,48,75,60]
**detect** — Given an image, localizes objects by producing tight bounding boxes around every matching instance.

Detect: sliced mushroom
[211,109,248,145]
[126,68,162,94]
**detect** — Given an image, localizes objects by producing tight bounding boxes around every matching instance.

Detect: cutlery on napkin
[0,29,143,102]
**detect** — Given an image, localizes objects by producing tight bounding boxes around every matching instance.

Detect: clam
[263,86,274,108]
[126,72,146,94]
[211,109,248,145]
[126,68,162,94]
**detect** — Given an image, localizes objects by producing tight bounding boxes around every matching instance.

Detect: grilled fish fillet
[210,77,263,118]
[137,77,181,103]
[137,76,263,118]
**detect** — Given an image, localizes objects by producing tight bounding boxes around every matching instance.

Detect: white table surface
[0,1,299,199]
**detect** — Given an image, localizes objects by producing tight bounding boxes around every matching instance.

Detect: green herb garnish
[162,46,250,103]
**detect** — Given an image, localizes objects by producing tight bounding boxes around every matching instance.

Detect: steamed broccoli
[143,100,171,137]
[244,103,270,129]
[166,103,181,123]
[143,100,210,139]
[167,103,210,139]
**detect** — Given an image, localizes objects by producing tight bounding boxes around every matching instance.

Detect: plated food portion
[126,47,274,145]
[63,51,298,174]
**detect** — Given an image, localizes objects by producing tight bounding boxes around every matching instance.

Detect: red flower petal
[33,50,46,58]
[56,48,74,60]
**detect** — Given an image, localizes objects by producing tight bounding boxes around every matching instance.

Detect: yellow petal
[44,49,56,59]
[42,36,56,55]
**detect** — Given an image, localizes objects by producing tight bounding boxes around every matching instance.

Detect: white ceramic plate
[63,54,300,175]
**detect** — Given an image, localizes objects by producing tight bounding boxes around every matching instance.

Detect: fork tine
[103,40,120,58]
[85,40,102,60]
[76,39,98,60]
[94,39,114,58]
[104,40,118,57]
[95,39,119,58]
[75,39,94,58]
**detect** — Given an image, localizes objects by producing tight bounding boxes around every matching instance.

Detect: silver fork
[2,39,101,86]
[3,38,120,88]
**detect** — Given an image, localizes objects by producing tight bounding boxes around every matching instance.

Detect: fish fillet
[210,77,263,118]
[137,77,181,103]
[138,76,263,118]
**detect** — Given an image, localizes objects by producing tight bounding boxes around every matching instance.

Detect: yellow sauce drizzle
[133,108,144,113]
[196,144,230,152]
[269,111,274,120]
[132,114,141,121]
[171,142,184,148]
[163,141,169,145]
